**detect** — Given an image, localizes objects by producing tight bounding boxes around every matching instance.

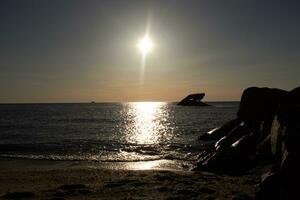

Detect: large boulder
[237,87,288,129]
[195,122,258,175]
[195,86,299,179]
[258,87,300,199]
[199,118,242,141]
[235,87,289,158]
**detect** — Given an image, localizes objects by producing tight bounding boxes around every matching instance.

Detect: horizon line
[0,100,240,105]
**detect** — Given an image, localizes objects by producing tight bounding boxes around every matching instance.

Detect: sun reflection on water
[124,102,169,144]
[116,102,177,170]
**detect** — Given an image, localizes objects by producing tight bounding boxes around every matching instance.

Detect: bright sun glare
[137,36,153,55]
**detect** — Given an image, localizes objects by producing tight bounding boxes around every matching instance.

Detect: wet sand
[0,158,261,200]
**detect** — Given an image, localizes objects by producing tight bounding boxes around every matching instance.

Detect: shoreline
[0,158,262,200]
[0,157,194,172]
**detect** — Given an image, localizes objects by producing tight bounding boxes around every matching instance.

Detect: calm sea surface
[0,102,238,170]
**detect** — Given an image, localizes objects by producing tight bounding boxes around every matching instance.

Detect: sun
[137,36,153,55]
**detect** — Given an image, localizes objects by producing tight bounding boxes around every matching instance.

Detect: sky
[0,0,299,103]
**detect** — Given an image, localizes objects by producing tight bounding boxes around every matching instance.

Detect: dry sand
[0,159,262,200]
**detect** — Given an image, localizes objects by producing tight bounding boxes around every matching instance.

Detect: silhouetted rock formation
[195,86,300,199]
[177,93,209,106]
[198,118,242,140]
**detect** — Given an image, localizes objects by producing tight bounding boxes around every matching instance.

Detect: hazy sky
[1,0,299,103]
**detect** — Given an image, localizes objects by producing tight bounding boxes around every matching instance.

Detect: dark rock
[230,132,258,159]
[199,118,242,141]
[157,186,170,192]
[2,191,35,199]
[256,171,280,200]
[195,144,256,175]
[193,86,300,197]
[237,87,288,129]
[196,87,299,175]
[205,196,215,200]
[256,134,272,160]
[130,182,148,187]
[77,189,92,195]
[289,86,300,101]
[237,87,289,146]
[214,121,251,151]
[196,122,257,175]
[54,191,72,197]
[232,193,252,200]
[270,116,285,162]
[177,93,209,106]
[265,87,300,199]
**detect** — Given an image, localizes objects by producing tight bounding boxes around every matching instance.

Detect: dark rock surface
[199,118,242,140]
[177,93,209,106]
[2,191,35,199]
[196,86,300,199]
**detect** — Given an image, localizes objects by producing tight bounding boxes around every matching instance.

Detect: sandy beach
[0,158,262,200]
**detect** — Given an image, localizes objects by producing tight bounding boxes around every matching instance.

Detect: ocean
[0,102,238,170]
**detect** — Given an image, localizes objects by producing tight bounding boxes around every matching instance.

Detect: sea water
[0,102,238,170]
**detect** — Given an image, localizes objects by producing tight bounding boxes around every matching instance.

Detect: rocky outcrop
[257,87,300,199]
[195,86,300,199]
[177,93,209,106]
[198,118,242,140]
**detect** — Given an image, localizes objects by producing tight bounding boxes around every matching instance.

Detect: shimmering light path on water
[123,102,171,144]
[0,102,238,170]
